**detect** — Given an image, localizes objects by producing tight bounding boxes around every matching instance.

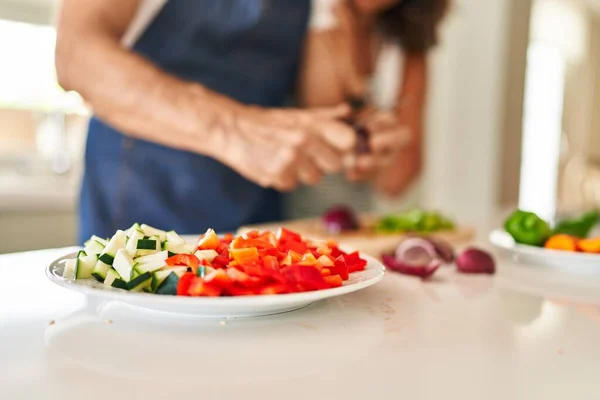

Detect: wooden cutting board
[240,215,476,258]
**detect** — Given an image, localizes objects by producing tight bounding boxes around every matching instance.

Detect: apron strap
[121,0,168,48]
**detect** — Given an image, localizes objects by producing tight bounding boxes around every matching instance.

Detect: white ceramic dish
[489,229,600,274]
[46,251,385,319]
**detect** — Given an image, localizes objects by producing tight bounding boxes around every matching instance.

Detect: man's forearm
[56,15,238,157]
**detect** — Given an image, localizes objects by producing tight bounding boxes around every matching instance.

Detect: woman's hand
[213,104,356,192]
[344,109,411,182]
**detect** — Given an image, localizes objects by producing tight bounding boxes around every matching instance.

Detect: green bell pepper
[504,209,550,246]
[552,210,598,238]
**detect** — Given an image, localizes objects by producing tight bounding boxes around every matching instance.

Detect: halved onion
[382,237,441,279]
[456,248,496,274]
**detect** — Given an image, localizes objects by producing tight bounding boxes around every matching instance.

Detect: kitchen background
[1,0,599,253]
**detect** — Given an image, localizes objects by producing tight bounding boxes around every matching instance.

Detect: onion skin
[382,254,440,279]
[456,248,496,274]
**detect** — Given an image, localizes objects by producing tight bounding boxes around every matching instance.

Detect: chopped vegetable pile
[63,224,368,296]
[504,209,600,254]
[376,209,455,234]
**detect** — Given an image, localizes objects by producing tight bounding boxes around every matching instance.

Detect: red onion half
[322,205,360,234]
[382,237,441,279]
[456,248,496,274]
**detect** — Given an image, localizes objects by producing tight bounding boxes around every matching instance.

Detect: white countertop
[2,238,600,400]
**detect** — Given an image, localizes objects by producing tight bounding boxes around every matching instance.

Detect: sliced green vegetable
[552,210,598,238]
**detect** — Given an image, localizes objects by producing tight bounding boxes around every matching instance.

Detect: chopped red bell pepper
[230,237,274,250]
[282,264,330,292]
[176,272,195,296]
[259,283,290,295]
[331,256,349,280]
[276,228,302,243]
[278,240,308,255]
[188,277,222,297]
[229,247,260,266]
[324,275,343,288]
[226,267,262,287]
[226,285,257,296]
[166,254,200,274]
[262,255,280,271]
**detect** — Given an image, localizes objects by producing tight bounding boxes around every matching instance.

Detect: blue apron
[79,0,311,242]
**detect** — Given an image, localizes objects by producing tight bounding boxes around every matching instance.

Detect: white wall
[422,0,512,223]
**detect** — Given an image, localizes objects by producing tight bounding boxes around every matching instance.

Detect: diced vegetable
[544,234,578,252]
[84,240,105,257]
[75,254,98,279]
[63,259,76,280]
[125,230,144,257]
[113,249,135,282]
[140,224,167,242]
[92,260,112,283]
[99,230,127,265]
[135,250,168,265]
[552,210,598,238]
[69,226,371,296]
[124,222,143,236]
[104,269,121,288]
[194,249,218,262]
[197,228,220,250]
[128,272,152,292]
[577,237,600,253]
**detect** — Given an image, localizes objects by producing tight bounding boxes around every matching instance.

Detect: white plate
[46,252,385,319]
[489,229,600,274]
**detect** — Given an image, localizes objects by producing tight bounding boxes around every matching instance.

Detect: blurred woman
[287,0,448,218]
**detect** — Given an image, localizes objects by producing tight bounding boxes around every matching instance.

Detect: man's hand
[215,104,356,191]
[344,109,411,182]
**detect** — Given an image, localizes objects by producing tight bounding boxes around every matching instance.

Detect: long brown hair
[377,0,450,54]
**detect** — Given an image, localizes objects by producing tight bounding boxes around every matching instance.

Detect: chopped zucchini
[63,259,76,280]
[124,222,143,236]
[164,241,185,254]
[84,240,105,256]
[99,230,127,265]
[140,224,167,242]
[90,235,108,246]
[136,239,158,250]
[111,278,129,290]
[127,272,152,292]
[92,260,112,283]
[166,230,185,245]
[134,250,168,265]
[77,250,87,258]
[125,230,144,257]
[103,269,121,287]
[113,249,135,282]
[133,261,165,274]
[155,272,181,295]
[75,254,98,279]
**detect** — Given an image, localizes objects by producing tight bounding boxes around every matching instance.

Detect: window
[0,18,84,112]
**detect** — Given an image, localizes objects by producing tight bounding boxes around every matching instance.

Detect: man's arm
[55,0,234,157]
[55,0,355,190]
